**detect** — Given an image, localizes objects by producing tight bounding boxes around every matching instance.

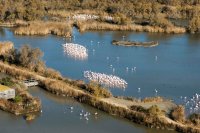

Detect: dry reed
[15,21,73,37]
[75,21,186,34]
[0,41,14,55]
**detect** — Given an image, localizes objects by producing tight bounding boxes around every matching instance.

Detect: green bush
[14,95,22,103]
[0,77,14,86]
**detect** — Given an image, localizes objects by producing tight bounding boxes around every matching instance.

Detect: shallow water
[0,27,200,132]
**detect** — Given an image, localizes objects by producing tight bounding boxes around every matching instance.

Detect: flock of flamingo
[62,41,128,89]
[63,43,88,60]
[84,71,128,89]
[180,93,200,115]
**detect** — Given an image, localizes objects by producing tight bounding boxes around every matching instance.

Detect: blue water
[1,28,200,101]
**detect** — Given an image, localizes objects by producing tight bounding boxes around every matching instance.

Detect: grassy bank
[14,21,73,37]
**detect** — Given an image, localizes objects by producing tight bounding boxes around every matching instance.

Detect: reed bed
[75,21,186,34]
[0,41,13,55]
[15,21,73,37]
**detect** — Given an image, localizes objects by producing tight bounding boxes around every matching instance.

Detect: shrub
[188,113,200,126]
[85,82,112,98]
[170,105,185,122]
[0,77,14,86]
[147,105,164,116]
[14,95,22,103]
[44,68,62,79]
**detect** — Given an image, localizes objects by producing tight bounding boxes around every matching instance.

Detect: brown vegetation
[170,105,185,122]
[142,97,165,103]
[0,81,41,115]
[0,0,200,33]
[75,21,186,34]
[0,41,13,55]
[15,21,72,37]
[188,113,200,126]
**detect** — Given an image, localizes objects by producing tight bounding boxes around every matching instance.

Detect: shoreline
[0,61,199,133]
[0,20,189,35]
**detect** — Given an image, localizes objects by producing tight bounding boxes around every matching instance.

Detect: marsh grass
[15,21,72,37]
[75,21,186,33]
[170,105,185,122]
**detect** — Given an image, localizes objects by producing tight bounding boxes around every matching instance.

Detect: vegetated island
[0,41,200,132]
[0,76,41,119]
[112,40,159,47]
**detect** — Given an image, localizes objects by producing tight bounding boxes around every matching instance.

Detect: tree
[18,45,44,71]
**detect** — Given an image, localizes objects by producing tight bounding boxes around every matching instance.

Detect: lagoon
[0,27,200,132]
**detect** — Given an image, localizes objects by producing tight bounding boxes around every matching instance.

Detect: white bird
[155,56,158,61]
[112,68,115,73]
[138,88,141,93]
[155,89,158,96]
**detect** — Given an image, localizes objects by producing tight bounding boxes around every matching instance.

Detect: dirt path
[101,97,176,113]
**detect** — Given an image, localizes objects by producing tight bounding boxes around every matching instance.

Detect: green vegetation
[0,77,14,86]
[14,95,22,103]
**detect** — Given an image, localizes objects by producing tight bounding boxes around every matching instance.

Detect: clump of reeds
[44,68,62,80]
[170,105,185,123]
[85,82,112,98]
[142,96,164,103]
[75,21,186,34]
[187,113,200,126]
[15,21,72,37]
[0,41,14,55]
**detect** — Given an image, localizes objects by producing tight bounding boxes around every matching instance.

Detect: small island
[0,77,41,116]
[112,40,159,47]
